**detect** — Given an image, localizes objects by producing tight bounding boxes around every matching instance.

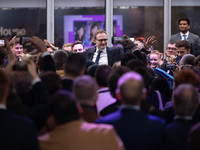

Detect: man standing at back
[84,29,123,67]
[96,71,165,150]
[169,18,200,56]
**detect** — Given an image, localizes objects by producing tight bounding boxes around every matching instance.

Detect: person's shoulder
[147,114,166,125]
[189,32,200,38]
[96,109,121,123]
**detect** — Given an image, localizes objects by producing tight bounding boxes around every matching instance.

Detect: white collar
[180,31,189,37]
[96,47,106,53]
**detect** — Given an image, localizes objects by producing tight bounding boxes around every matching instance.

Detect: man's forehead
[167,43,176,47]
[73,44,84,49]
[96,33,107,38]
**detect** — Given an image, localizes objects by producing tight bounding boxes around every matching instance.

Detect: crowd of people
[0,17,200,150]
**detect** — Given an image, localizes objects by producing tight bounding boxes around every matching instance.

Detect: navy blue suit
[0,109,39,150]
[84,46,123,67]
[96,107,165,150]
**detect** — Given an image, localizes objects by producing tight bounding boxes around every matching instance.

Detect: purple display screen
[64,15,123,48]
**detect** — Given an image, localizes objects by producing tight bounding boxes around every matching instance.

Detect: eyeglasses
[96,39,108,42]
[167,47,176,51]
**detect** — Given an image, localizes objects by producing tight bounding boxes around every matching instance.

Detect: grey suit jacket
[170,32,200,56]
[84,46,123,67]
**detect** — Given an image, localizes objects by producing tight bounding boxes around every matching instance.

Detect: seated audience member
[176,40,191,60]
[95,65,117,115]
[71,40,85,53]
[187,122,200,150]
[53,50,68,78]
[149,50,163,69]
[96,71,165,150]
[61,53,86,91]
[0,70,39,150]
[165,84,199,150]
[62,43,72,52]
[39,90,124,150]
[179,54,195,70]
[73,75,99,122]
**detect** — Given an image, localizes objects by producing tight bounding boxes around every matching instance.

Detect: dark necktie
[95,50,102,64]
[183,35,187,41]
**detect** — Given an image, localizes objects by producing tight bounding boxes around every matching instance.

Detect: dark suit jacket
[170,32,200,56]
[0,109,39,150]
[165,118,194,150]
[96,107,165,150]
[84,46,123,67]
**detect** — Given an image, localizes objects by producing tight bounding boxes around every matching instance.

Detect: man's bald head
[116,71,145,105]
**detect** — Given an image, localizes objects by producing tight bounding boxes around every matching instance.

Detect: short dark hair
[53,50,68,70]
[178,18,191,25]
[176,40,191,51]
[40,71,61,95]
[120,53,137,66]
[108,66,131,98]
[64,53,86,77]
[50,90,80,124]
[95,65,111,87]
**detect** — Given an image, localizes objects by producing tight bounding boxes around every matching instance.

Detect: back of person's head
[73,75,98,104]
[50,90,80,125]
[87,64,98,78]
[187,122,200,150]
[133,66,151,90]
[53,50,68,70]
[0,70,9,101]
[120,53,137,66]
[12,62,32,95]
[62,43,72,51]
[194,55,200,69]
[125,59,146,71]
[108,66,131,98]
[40,71,61,95]
[178,18,191,25]
[141,52,147,66]
[173,84,198,116]
[174,69,199,88]
[116,71,145,105]
[176,40,191,51]
[64,53,86,77]
[180,54,195,66]
[95,65,111,87]
[93,29,107,39]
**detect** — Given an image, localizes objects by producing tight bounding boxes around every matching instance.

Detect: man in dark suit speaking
[84,29,123,67]
[169,18,200,56]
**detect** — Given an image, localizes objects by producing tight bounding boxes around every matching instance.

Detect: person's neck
[181,31,188,34]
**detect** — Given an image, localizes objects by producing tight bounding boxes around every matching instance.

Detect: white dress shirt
[180,31,189,41]
[92,47,108,65]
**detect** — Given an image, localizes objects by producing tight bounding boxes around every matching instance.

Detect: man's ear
[92,38,96,44]
[115,89,122,101]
